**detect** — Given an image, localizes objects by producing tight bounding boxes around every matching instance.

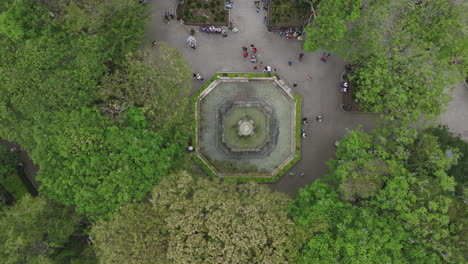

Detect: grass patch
[192,153,217,178]
[0,146,29,201]
[269,0,310,25]
[179,0,228,24]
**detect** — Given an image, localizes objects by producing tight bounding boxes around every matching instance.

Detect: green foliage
[425,126,468,195]
[124,108,148,129]
[350,51,452,121]
[193,154,218,178]
[0,0,149,149]
[303,127,465,263]
[290,180,422,263]
[98,44,192,137]
[269,0,310,25]
[0,195,81,263]
[303,0,362,52]
[92,203,168,264]
[341,0,466,121]
[62,0,149,61]
[92,171,304,263]
[33,108,182,219]
[295,94,302,147]
[0,146,28,201]
[0,0,50,41]
[0,0,184,220]
[343,0,467,62]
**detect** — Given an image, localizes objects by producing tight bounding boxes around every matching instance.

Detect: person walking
[288,59,293,66]
[152,40,157,47]
[293,82,298,87]
[302,118,308,125]
[242,46,248,52]
[193,73,204,80]
[320,53,330,63]
[250,55,257,63]
[299,53,304,61]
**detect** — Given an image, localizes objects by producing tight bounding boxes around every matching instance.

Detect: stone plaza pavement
[145,0,375,194]
[441,82,468,141]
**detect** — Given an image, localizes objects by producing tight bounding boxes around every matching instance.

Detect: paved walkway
[145,0,375,194]
[440,83,468,141]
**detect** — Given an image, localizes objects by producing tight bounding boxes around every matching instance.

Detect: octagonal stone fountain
[195,74,299,179]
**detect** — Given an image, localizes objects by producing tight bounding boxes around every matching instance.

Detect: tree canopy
[0,195,81,263]
[0,0,191,219]
[32,108,182,219]
[303,0,466,121]
[302,0,362,52]
[92,171,305,263]
[290,127,467,263]
[98,44,192,135]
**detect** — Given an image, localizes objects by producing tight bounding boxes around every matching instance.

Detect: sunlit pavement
[441,83,468,141]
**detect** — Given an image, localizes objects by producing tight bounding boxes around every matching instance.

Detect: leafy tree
[342,0,467,62]
[92,171,304,263]
[33,108,182,219]
[289,180,436,263]
[425,126,468,195]
[92,203,169,264]
[339,0,466,121]
[326,129,386,202]
[0,30,106,149]
[0,195,81,263]
[152,171,303,263]
[350,51,451,121]
[0,0,149,149]
[98,44,192,136]
[61,0,149,60]
[322,127,465,263]
[0,0,50,41]
[302,0,362,52]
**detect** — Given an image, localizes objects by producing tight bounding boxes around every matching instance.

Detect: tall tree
[92,203,169,264]
[289,180,437,263]
[0,0,50,41]
[321,127,465,263]
[92,171,304,263]
[98,43,192,137]
[350,51,452,121]
[302,0,362,52]
[342,0,466,121]
[425,126,468,196]
[0,195,81,263]
[0,0,149,149]
[33,108,182,219]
